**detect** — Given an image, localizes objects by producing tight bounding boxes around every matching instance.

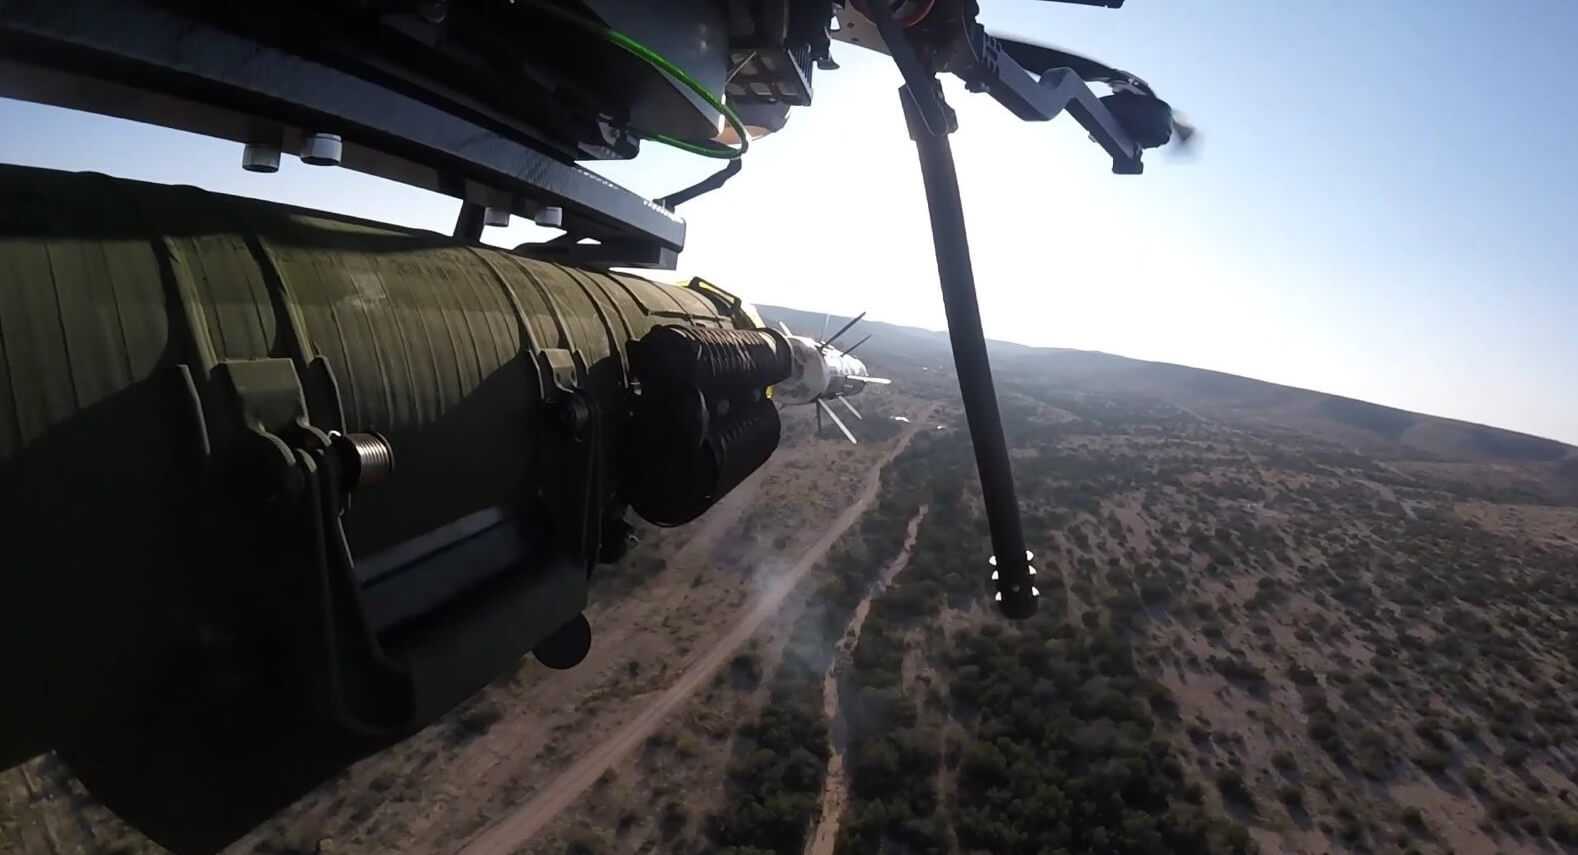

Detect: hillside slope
[795,363,1578,854]
[759,304,1578,504]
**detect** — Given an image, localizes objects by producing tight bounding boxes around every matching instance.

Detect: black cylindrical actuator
[899,82,1038,620]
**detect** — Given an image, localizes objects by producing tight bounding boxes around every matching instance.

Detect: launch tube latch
[214,358,413,734]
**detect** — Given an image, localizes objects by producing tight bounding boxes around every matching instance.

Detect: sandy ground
[454,416,931,855]
[206,460,779,855]
[374,477,770,853]
[803,505,929,855]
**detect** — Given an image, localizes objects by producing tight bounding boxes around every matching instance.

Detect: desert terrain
[4,307,1577,855]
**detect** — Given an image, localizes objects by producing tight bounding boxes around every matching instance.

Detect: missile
[772,314,892,444]
[0,164,791,854]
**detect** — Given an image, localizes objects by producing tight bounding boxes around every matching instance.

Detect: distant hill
[759,304,1578,498]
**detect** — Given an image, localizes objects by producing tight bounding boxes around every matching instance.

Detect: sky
[1,1,1576,443]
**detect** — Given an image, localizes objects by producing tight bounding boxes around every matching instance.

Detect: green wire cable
[523,1,750,159]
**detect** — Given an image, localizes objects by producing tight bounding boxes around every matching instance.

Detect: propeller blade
[816,401,823,433]
[839,396,863,420]
[779,320,793,336]
[820,311,867,352]
[819,399,858,444]
[1170,111,1199,154]
[820,312,831,342]
[991,34,1197,152]
[849,376,892,385]
[843,333,872,356]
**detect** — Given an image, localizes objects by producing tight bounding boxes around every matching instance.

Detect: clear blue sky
[1,0,1575,443]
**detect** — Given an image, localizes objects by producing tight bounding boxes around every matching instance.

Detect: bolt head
[300,133,343,166]
[242,143,281,173]
[534,205,564,228]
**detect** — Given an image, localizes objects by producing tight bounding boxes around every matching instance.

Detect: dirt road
[455,414,930,855]
[803,505,928,855]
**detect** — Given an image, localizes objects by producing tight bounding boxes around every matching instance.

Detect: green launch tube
[0,164,789,853]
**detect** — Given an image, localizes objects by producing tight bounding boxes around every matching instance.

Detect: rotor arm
[833,3,1184,173]
[947,25,1143,174]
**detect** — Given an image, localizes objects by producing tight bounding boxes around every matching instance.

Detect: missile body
[771,334,876,405]
[0,165,788,853]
